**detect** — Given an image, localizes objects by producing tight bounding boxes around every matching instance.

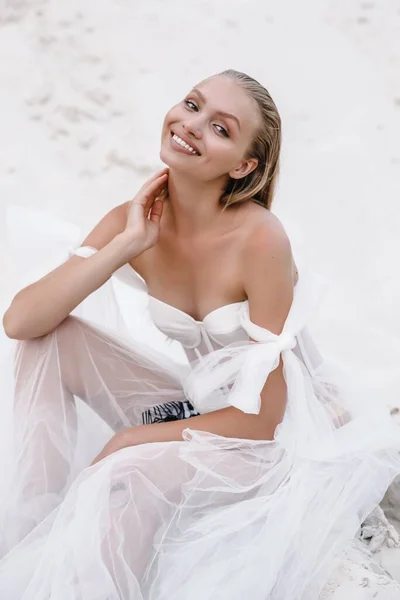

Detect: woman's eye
[214,124,229,137]
[184,99,198,111]
[183,100,228,137]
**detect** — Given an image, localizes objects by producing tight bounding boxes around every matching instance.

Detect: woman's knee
[55,315,88,342]
[15,316,85,354]
[14,317,87,393]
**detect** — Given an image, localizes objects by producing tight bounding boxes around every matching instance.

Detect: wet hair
[216,69,281,210]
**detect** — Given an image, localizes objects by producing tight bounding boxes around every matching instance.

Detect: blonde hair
[216,69,281,211]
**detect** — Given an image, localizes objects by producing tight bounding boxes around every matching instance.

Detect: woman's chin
[159,147,196,171]
[159,147,172,167]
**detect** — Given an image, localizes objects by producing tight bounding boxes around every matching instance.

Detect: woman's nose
[182,118,202,139]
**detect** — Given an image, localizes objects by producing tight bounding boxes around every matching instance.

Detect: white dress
[0,209,400,599]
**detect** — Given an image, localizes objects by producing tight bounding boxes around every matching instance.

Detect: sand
[0,0,399,596]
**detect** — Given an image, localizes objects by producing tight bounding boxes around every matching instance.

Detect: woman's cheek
[165,105,184,127]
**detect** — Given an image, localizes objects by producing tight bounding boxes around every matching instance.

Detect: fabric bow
[183,267,327,417]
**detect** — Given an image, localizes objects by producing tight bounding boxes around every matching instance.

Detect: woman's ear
[229,157,259,180]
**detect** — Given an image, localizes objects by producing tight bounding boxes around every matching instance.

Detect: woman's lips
[170,131,201,156]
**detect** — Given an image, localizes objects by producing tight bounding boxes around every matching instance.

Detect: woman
[0,70,399,599]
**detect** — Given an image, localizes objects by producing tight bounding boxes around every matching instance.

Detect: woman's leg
[3,316,187,551]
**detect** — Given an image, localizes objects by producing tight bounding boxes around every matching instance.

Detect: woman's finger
[144,186,167,219]
[149,198,164,224]
[140,174,168,210]
[139,172,168,200]
[136,168,169,196]
[127,172,168,228]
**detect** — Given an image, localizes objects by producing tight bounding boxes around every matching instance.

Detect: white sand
[0,0,399,595]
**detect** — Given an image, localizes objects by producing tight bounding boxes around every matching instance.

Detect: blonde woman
[1,70,399,599]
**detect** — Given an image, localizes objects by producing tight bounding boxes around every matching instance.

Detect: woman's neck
[164,169,227,236]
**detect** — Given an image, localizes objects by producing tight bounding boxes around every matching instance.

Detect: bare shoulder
[235,203,295,331]
[80,201,129,249]
[236,202,293,267]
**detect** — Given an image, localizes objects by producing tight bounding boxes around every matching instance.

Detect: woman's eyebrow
[191,88,241,130]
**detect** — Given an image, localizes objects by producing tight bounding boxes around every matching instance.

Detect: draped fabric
[0,205,399,599]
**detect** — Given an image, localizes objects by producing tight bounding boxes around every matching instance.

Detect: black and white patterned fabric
[141,399,200,425]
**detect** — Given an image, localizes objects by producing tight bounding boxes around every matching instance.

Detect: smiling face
[160,76,261,184]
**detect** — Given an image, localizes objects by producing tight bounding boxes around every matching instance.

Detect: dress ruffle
[0,206,399,599]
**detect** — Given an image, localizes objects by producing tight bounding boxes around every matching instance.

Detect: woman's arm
[3,204,130,340]
[91,405,272,465]
[91,218,295,463]
[3,169,168,340]
[240,218,294,435]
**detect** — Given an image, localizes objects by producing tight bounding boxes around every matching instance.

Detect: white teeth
[172,134,198,155]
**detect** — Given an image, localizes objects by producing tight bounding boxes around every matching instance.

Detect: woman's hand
[90,420,177,466]
[120,168,169,261]
[90,427,140,465]
[90,423,178,466]
[2,171,168,340]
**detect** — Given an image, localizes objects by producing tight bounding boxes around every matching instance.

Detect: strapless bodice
[72,246,318,371]
[72,246,265,361]
[148,296,249,358]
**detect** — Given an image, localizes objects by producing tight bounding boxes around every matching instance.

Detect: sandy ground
[0,0,399,595]
[1,0,399,390]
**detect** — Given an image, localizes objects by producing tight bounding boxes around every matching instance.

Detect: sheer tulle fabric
[0,206,400,599]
